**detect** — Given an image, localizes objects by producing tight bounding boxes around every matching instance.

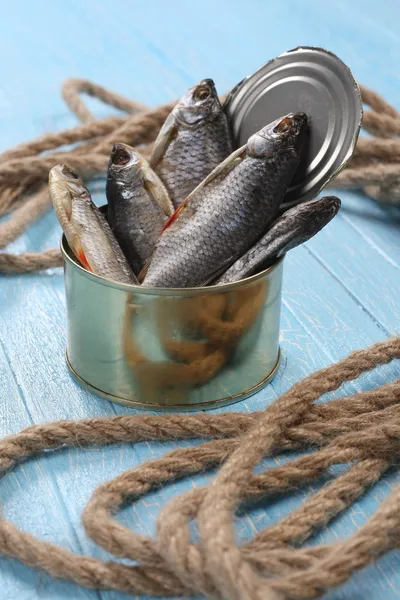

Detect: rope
[0,337,399,599]
[122,282,269,401]
[0,79,399,273]
[0,77,399,598]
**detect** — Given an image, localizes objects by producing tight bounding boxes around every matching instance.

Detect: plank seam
[303,244,394,337]
[339,211,400,271]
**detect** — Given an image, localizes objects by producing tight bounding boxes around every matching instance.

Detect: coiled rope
[0,337,399,598]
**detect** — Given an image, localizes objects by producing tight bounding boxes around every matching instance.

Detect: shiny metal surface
[61,231,283,411]
[225,46,363,209]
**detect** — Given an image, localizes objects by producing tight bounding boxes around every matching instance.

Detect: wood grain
[0,1,399,599]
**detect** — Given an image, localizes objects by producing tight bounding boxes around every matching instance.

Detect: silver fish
[149,78,233,208]
[106,143,173,274]
[49,164,137,284]
[142,113,308,288]
[216,195,341,284]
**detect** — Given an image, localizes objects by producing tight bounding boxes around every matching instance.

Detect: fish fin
[77,250,93,272]
[161,201,187,232]
[161,200,197,232]
[141,160,175,217]
[149,111,178,169]
[138,257,152,283]
[72,235,93,272]
[187,144,247,198]
[161,146,246,234]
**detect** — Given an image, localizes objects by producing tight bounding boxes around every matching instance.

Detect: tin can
[225,46,363,210]
[61,224,283,411]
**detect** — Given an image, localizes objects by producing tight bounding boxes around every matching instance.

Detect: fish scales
[107,180,165,274]
[216,195,341,284]
[106,143,173,275]
[150,79,233,208]
[143,113,307,288]
[71,200,133,281]
[156,116,233,205]
[49,164,136,284]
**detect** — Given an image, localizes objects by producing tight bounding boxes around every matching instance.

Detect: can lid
[224,46,363,209]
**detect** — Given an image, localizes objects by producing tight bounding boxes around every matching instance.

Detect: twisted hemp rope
[1,337,400,599]
[1,78,400,598]
[123,282,268,402]
[0,78,399,273]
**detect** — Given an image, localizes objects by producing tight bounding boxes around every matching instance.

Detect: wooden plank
[0,1,399,599]
[2,200,399,600]
[304,192,400,336]
[110,245,400,600]
[0,341,101,600]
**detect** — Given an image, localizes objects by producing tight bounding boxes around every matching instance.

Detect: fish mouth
[110,143,137,168]
[247,112,309,158]
[49,164,86,202]
[271,112,308,151]
[290,112,308,133]
[49,164,79,183]
[61,164,80,179]
[177,78,220,126]
[49,165,86,198]
[199,78,215,87]
[291,112,307,122]
[290,112,308,152]
[192,78,217,103]
[273,112,308,134]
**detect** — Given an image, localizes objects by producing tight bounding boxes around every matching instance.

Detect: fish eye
[194,86,211,102]
[274,117,295,134]
[113,149,131,166]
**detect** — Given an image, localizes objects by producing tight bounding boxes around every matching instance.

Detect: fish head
[107,143,143,187]
[175,78,223,127]
[248,113,308,158]
[49,164,88,223]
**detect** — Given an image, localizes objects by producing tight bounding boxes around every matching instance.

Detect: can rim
[224,45,362,108]
[60,231,284,295]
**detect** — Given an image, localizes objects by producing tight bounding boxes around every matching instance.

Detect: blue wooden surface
[0,1,400,598]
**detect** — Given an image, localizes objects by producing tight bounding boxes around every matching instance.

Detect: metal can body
[62,235,283,411]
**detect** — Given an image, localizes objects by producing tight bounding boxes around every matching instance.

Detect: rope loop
[0,338,399,598]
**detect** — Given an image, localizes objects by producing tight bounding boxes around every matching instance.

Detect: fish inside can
[62,229,284,410]
[53,50,357,408]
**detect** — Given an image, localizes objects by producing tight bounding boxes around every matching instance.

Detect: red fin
[162,200,187,232]
[71,233,93,272]
[77,248,93,272]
